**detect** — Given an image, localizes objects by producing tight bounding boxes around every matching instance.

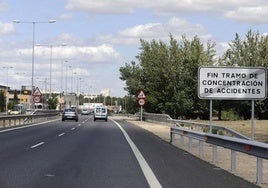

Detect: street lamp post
[68,65,72,93]
[36,43,66,98]
[71,71,77,94]
[15,72,25,105]
[13,19,56,109]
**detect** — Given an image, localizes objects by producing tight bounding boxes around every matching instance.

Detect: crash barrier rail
[142,112,268,184]
[142,112,249,139]
[0,110,60,128]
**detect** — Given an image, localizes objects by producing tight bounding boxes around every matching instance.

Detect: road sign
[198,67,267,100]
[137,90,146,99]
[33,96,41,103]
[33,87,42,96]
[138,98,146,106]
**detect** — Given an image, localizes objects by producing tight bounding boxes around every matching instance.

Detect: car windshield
[96,108,106,113]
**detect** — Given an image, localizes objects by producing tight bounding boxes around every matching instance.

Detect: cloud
[65,0,143,14]
[0,1,9,12]
[149,0,259,14]
[216,42,229,57]
[65,0,268,24]
[59,13,73,20]
[0,22,15,35]
[224,5,268,24]
[16,44,120,63]
[98,17,211,45]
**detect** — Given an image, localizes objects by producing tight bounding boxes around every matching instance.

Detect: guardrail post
[256,157,263,184]
[189,138,193,152]
[3,119,6,128]
[199,141,204,158]
[170,131,174,144]
[212,145,217,163]
[180,135,184,147]
[231,150,236,172]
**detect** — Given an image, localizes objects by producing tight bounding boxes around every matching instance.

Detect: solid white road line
[71,127,76,130]
[30,142,45,149]
[110,119,162,188]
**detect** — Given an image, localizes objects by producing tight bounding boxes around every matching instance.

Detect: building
[0,85,32,111]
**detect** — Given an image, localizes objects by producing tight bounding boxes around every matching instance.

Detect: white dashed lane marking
[30,142,45,149]
[58,133,65,137]
[29,123,82,150]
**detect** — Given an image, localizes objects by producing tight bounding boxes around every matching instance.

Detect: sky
[0,0,268,97]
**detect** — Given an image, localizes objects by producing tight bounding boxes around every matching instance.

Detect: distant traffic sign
[138,98,146,106]
[137,90,146,99]
[33,96,41,103]
[33,87,42,96]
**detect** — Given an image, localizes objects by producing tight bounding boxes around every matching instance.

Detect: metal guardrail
[143,112,268,184]
[0,110,60,128]
[143,112,249,139]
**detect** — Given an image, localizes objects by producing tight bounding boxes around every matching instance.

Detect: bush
[221,110,241,121]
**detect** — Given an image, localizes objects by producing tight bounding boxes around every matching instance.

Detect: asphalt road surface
[0,115,259,188]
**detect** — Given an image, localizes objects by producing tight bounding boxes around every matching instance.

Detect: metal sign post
[137,90,146,121]
[210,99,212,133]
[251,100,254,140]
[140,106,143,122]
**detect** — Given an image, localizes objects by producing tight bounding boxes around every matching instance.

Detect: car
[62,108,78,122]
[81,109,90,115]
[94,106,108,121]
[9,104,27,115]
[26,109,35,115]
[9,109,20,115]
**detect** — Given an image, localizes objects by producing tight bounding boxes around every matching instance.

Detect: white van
[94,106,108,121]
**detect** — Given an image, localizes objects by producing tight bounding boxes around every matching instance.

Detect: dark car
[62,108,78,122]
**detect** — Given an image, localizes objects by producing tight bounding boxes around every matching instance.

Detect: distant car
[62,108,78,122]
[81,109,90,115]
[9,105,27,115]
[94,106,108,121]
[26,109,35,115]
[9,109,20,115]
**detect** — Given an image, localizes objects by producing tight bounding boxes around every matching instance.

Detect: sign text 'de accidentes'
[198,67,267,100]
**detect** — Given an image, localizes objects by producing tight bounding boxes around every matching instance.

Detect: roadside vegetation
[120,30,268,120]
[197,119,268,143]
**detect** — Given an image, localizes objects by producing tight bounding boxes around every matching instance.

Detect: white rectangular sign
[198,67,267,100]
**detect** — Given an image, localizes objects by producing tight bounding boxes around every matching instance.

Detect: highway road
[0,115,259,188]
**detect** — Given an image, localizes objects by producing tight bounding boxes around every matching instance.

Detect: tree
[120,30,268,120]
[0,91,5,112]
[119,61,143,113]
[47,95,58,109]
[219,30,268,119]
[13,90,19,104]
[120,35,216,118]
[220,30,268,67]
